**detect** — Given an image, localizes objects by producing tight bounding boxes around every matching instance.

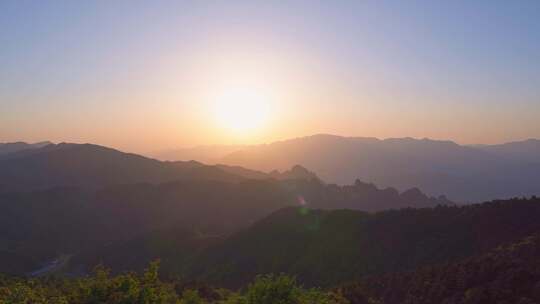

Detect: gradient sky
[1,0,539,152]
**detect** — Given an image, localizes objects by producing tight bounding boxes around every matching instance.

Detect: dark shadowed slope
[341,233,540,304]
[219,134,540,202]
[0,177,446,275]
[0,180,297,274]
[71,224,224,276]
[185,197,540,288]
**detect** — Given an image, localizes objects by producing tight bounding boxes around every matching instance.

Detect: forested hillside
[185,197,540,287]
[340,233,540,304]
[0,179,444,276]
[2,198,540,304]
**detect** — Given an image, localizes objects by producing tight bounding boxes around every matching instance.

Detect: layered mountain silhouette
[0,140,540,296]
[156,135,540,202]
[1,140,540,303]
[0,141,446,210]
[0,143,245,191]
[0,141,451,275]
[0,142,320,191]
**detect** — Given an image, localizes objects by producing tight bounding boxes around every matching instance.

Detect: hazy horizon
[2,133,540,156]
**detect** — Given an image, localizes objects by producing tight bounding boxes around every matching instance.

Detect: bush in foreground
[0,263,348,304]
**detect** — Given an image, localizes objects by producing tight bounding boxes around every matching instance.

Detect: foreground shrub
[0,264,347,304]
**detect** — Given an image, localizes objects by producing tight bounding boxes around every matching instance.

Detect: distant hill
[474,138,540,164]
[212,134,540,202]
[0,141,52,157]
[0,142,348,192]
[0,141,447,211]
[215,164,320,181]
[0,143,314,191]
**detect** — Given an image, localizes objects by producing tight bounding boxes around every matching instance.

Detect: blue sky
[1,1,539,151]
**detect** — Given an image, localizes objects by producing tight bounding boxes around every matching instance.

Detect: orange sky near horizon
[2,1,539,153]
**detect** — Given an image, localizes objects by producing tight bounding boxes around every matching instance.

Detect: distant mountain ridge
[0,141,52,156]
[155,135,540,202]
[474,138,540,164]
[0,142,323,192]
[0,141,446,209]
[0,143,241,191]
[154,144,249,163]
[7,137,539,201]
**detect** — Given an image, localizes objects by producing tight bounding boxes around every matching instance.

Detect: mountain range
[153,135,540,202]
[0,141,449,276]
[0,142,448,211]
[0,142,315,192]
[1,139,540,303]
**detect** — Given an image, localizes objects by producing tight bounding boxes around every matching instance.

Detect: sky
[1,0,539,153]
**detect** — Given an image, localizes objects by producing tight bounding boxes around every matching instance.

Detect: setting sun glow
[212,88,272,135]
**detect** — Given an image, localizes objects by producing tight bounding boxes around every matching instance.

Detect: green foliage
[219,293,247,304]
[242,274,348,304]
[0,261,179,304]
[180,290,205,304]
[0,264,345,304]
[245,274,300,304]
[299,288,349,304]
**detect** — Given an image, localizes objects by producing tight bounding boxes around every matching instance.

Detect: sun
[212,87,272,134]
